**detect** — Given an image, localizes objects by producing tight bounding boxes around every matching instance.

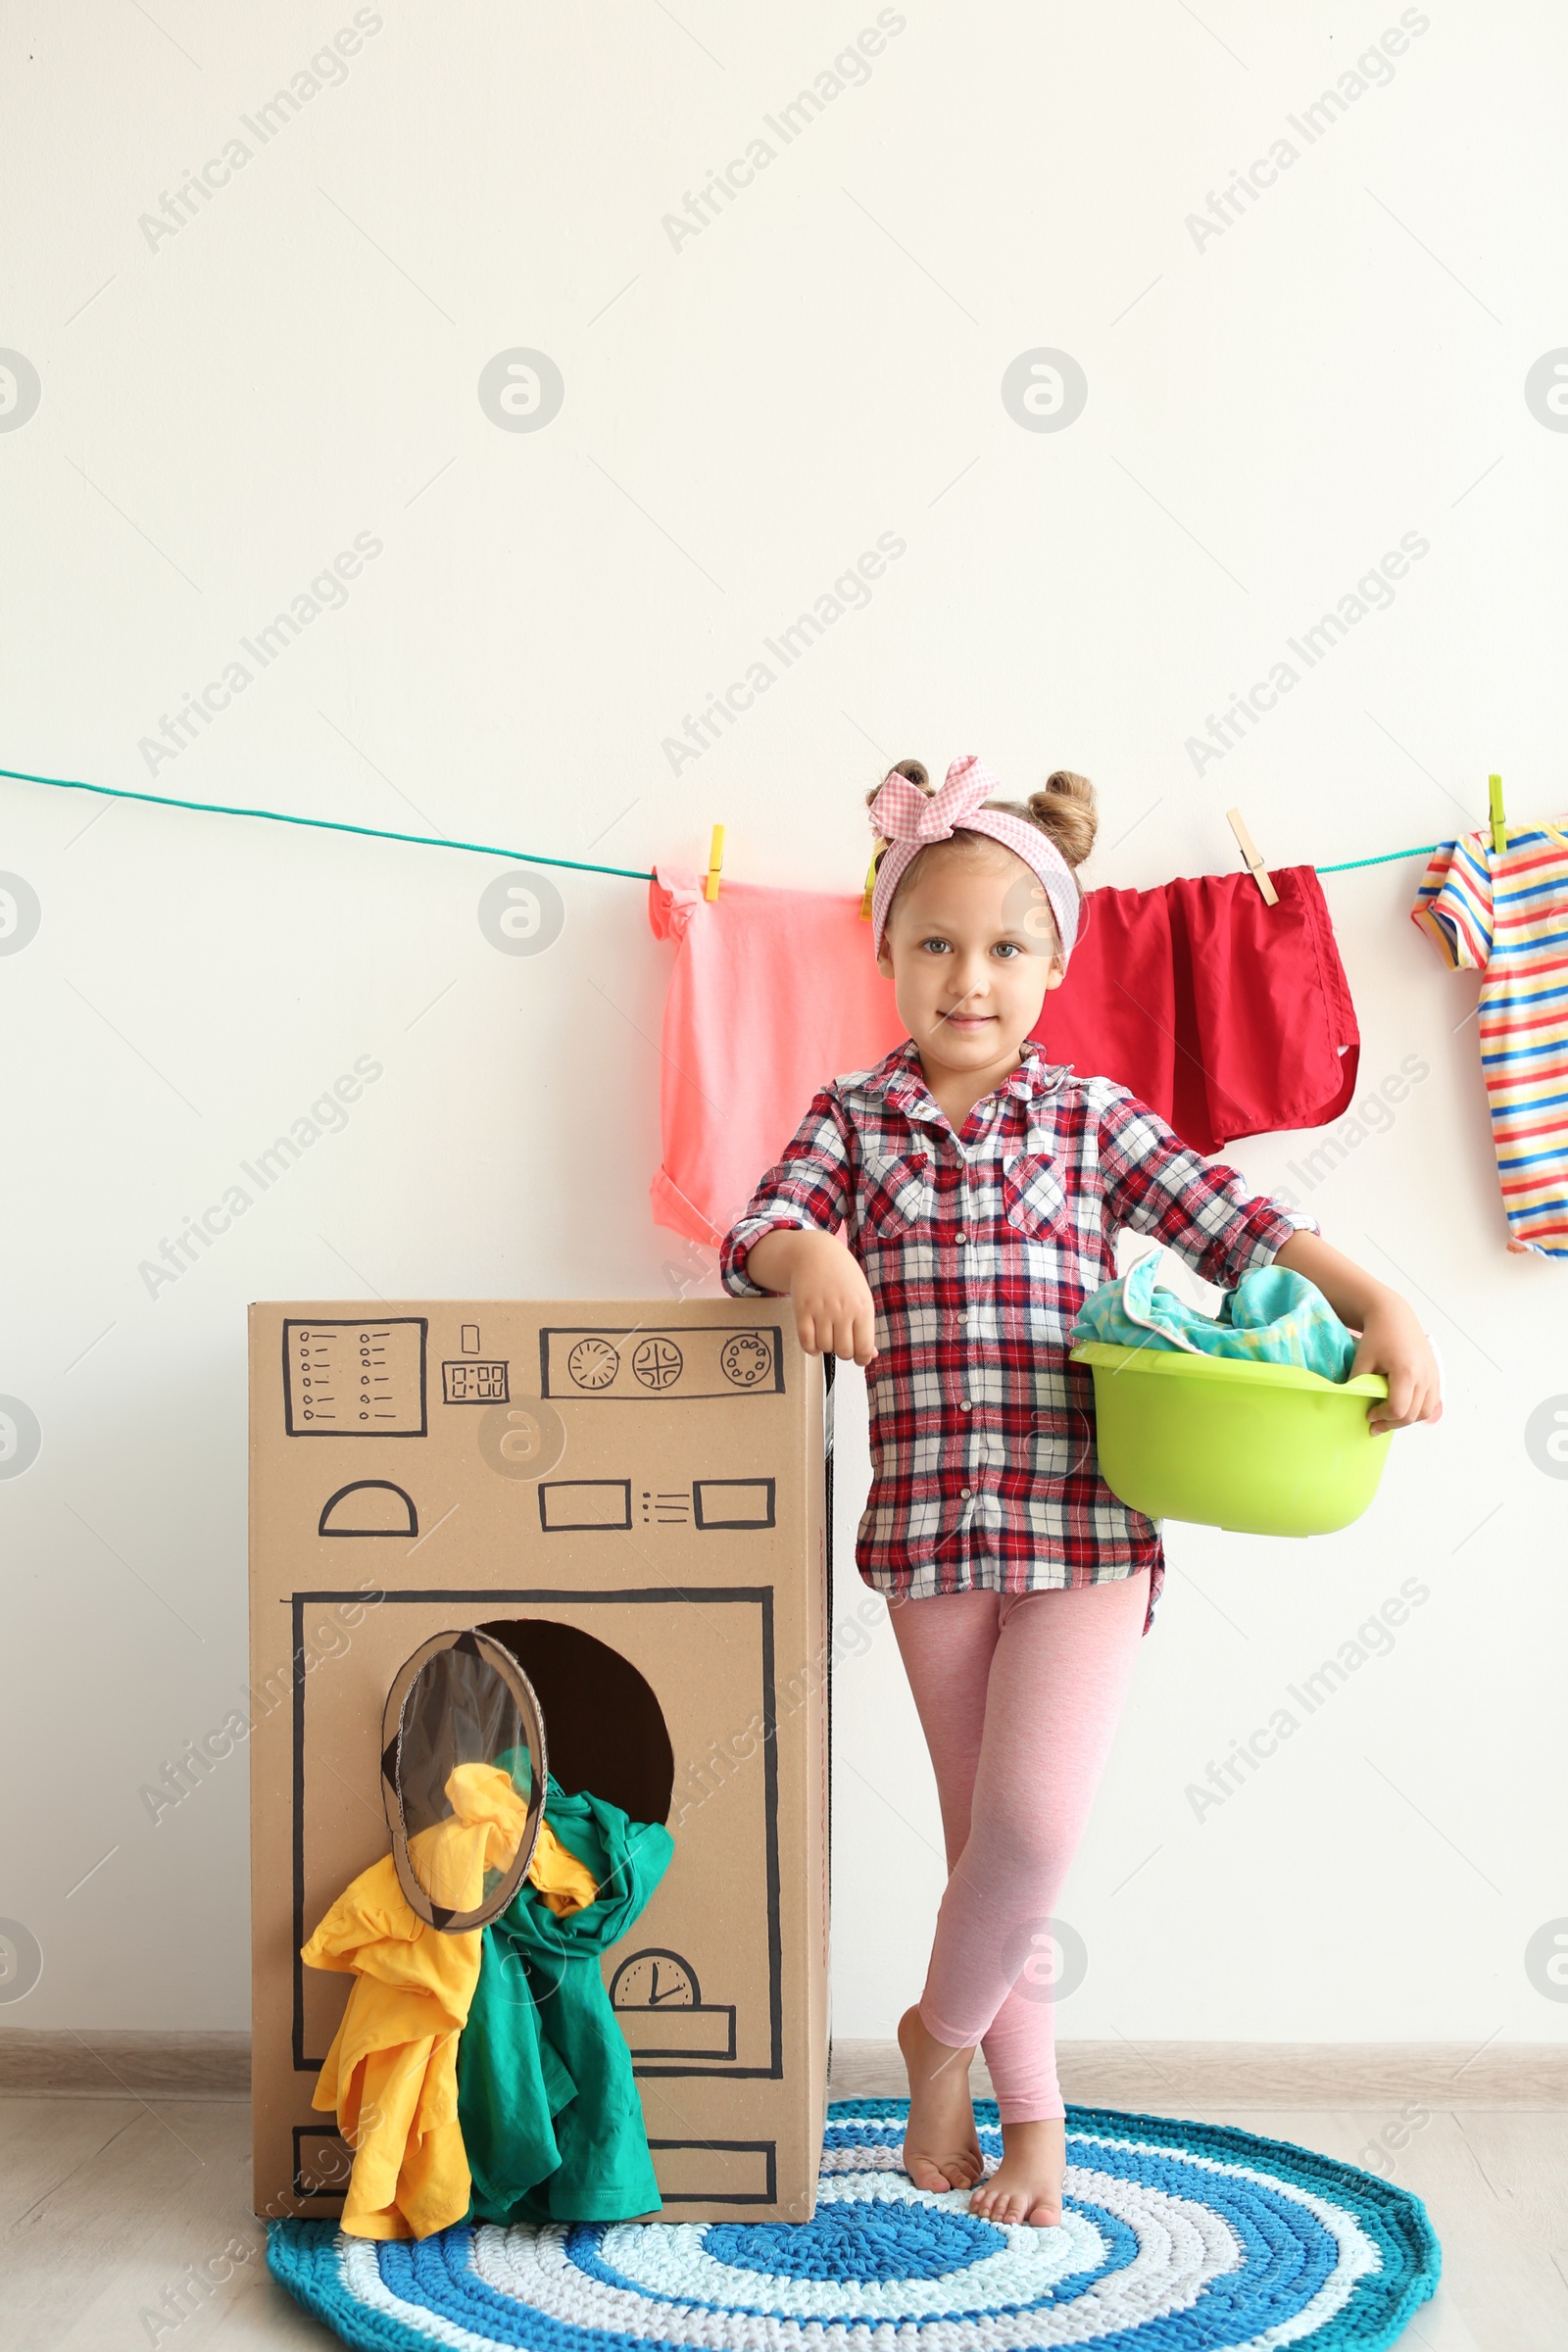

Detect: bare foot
[897,2004,984,2193]
[968,2117,1065,2228]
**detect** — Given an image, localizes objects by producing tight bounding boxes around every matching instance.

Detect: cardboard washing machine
[248,1298,832,2225]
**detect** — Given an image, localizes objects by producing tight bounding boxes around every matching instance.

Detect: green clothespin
[1489,772,1506,856]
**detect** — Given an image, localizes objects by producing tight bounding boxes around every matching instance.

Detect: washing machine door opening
[380,1629,548,1934]
[477,1617,675,1829]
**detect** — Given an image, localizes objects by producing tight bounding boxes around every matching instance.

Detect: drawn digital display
[442,1359,510,1403]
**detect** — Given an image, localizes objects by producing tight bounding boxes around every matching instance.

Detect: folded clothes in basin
[1071,1251,1357,1382]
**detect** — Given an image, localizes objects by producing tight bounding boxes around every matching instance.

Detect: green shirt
[458,1775,674,2224]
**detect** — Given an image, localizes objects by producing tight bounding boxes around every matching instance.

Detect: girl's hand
[1272,1231,1441,1435]
[1350,1297,1443,1434]
[743,1229,878,1365]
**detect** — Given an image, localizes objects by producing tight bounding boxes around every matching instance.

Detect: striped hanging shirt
[1411,820,1568,1257]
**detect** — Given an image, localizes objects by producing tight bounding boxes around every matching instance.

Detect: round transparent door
[379,1630,548,1933]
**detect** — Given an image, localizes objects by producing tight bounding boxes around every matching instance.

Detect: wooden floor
[2,2050,1564,2349]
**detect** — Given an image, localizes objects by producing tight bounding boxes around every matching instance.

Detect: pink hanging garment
[648,867,905,1247]
[648,861,1359,1242]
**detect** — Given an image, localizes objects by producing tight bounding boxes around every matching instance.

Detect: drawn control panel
[541,1325,783,1401]
[283,1320,428,1436]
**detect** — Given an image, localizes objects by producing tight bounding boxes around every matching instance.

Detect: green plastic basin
[1069,1342,1392,1537]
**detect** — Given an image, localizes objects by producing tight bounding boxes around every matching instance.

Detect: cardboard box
[249,1299,831,2225]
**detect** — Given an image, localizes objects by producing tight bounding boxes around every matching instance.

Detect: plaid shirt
[721,1039,1312,1618]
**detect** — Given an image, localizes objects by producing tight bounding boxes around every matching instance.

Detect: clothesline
[0,765,652,882]
[1,761,1438,884]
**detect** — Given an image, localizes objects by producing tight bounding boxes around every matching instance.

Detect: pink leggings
[887,1571,1150,2124]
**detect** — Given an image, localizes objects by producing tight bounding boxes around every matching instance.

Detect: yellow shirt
[303,1763,596,2238]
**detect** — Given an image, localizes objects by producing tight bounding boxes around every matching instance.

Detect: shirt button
[956,1231,968,1245]
[959,1398,972,1411]
[960,1486,973,1499]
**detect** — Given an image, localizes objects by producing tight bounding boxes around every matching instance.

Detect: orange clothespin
[1488,772,1506,857]
[1226,807,1279,906]
[859,842,882,921]
[705,824,725,903]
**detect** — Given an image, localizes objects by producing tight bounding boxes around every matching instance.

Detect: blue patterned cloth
[1071,1251,1357,1381]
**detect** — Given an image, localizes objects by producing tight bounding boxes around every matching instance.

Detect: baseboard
[827,2037,1568,2109]
[0,2030,250,2098]
[1,2029,1561,2106]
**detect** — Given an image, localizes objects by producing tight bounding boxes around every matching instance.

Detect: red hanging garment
[1036,866,1359,1157]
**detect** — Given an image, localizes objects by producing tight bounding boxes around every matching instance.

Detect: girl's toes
[910,2143,983,2194]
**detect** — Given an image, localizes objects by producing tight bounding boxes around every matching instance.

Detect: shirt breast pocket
[860,1148,933,1241]
[1002,1151,1071,1241]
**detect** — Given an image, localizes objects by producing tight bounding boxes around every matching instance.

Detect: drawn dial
[632,1337,683,1390]
[720,1332,773,1389]
[566,1338,620,1392]
[610,1948,698,2009]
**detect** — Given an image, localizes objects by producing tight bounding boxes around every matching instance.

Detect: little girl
[720,754,1441,2229]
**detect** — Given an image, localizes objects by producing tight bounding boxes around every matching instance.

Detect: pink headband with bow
[867,754,1081,965]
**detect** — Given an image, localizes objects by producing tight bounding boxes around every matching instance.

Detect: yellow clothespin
[859,842,882,921]
[1488,772,1506,857]
[1226,807,1279,906]
[705,823,725,903]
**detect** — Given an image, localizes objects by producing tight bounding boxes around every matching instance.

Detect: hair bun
[1026,769,1098,869]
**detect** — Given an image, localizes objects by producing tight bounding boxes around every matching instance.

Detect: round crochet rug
[268,2097,1442,2351]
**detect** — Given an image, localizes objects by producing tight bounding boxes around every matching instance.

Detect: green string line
[1315,843,1436,873]
[1,760,1439,882]
[0,764,655,883]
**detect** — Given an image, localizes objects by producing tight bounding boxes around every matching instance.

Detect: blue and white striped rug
[268,2097,1442,2350]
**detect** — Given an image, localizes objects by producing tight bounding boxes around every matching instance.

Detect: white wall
[2,1,1564,2046]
